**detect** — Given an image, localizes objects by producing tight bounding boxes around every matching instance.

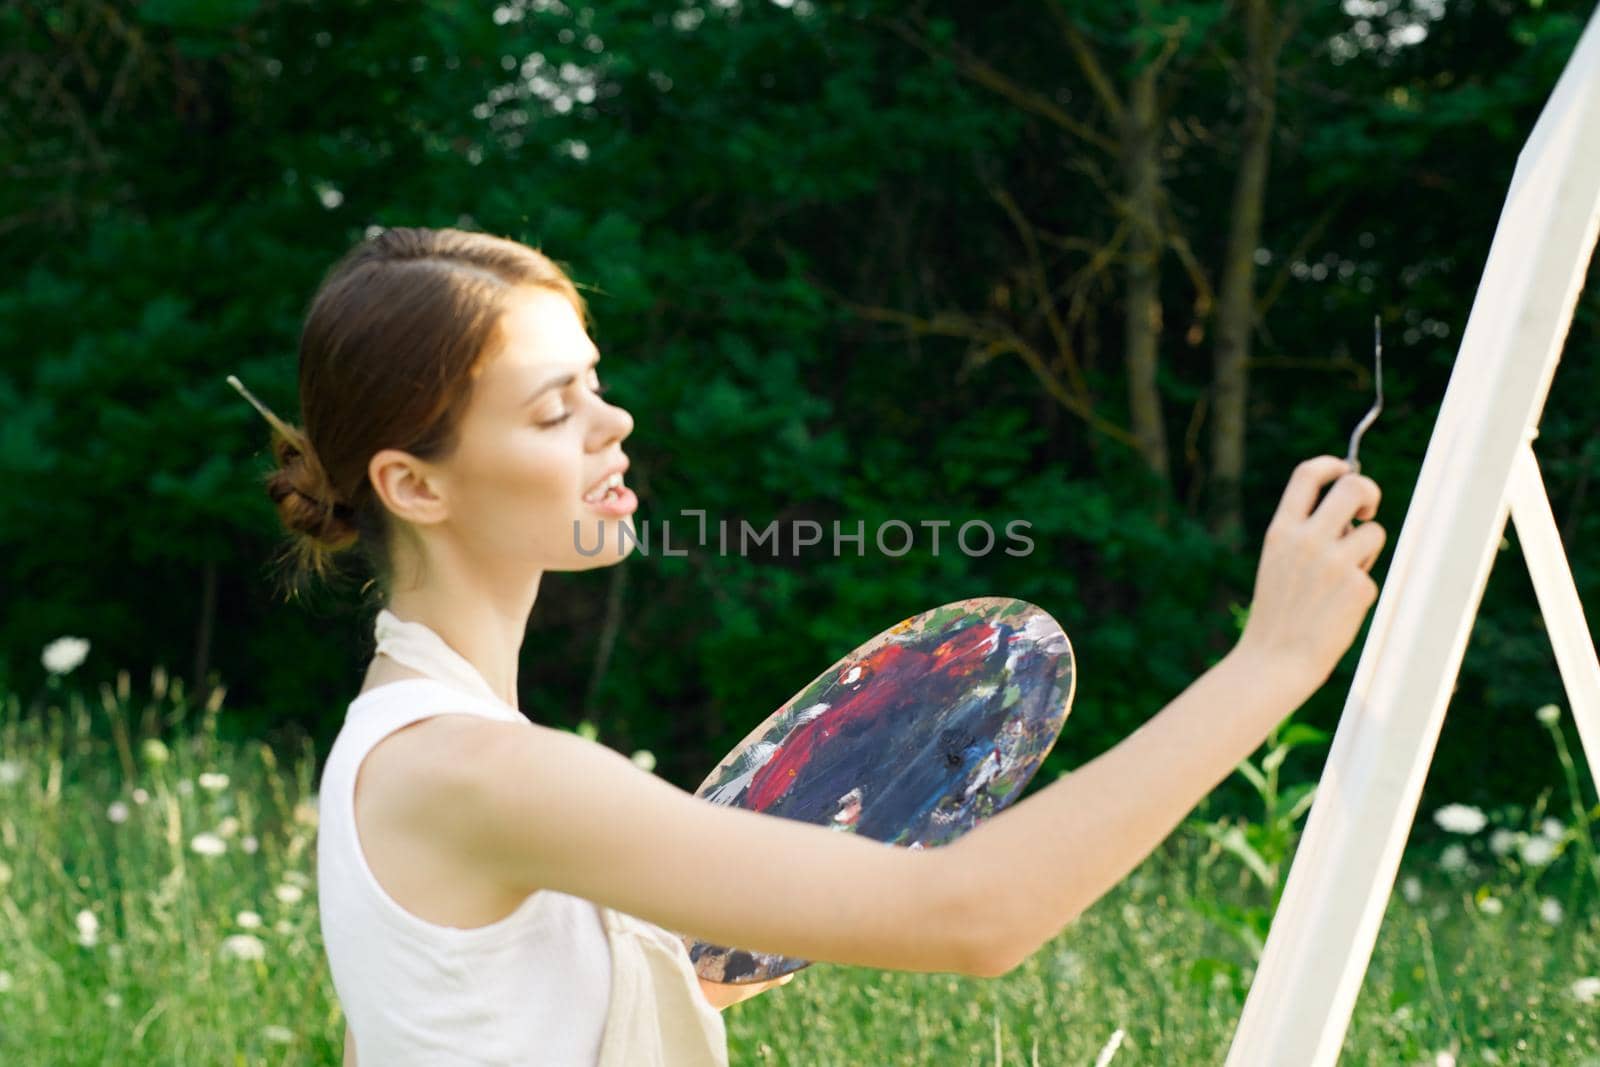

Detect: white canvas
[1223,8,1600,1064]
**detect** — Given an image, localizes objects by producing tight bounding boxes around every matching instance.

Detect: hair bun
[265,433,358,548]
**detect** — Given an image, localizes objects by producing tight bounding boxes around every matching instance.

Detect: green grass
[3,669,1599,1065]
[728,848,1600,1065]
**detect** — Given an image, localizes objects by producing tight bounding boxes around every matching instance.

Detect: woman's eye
[536,377,610,427]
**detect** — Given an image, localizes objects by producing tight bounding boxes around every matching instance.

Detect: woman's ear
[369,448,448,526]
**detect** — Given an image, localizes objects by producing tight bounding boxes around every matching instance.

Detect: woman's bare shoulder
[353,656,522,823]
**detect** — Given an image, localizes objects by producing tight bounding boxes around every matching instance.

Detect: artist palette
[683,596,1076,983]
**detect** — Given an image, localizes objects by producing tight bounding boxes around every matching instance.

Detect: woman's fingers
[1271,457,1355,527]
[1308,474,1381,542]
[1338,520,1388,572]
[700,971,797,1010]
[1240,456,1388,687]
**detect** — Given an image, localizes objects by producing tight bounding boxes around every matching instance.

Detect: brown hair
[258,226,589,603]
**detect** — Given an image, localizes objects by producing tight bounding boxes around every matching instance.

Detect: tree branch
[984,180,1093,404]
[1050,8,1127,122]
[838,298,1141,450]
[877,14,1117,153]
[1254,199,1342,321]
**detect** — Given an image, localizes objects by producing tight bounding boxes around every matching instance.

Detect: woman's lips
[584,485,638,517]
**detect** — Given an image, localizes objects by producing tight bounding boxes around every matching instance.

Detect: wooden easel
[1224,8,1600,1063]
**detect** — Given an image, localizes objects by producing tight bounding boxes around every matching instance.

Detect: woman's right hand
[1236,456,1386,691]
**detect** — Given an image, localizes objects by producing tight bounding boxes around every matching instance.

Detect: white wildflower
[1535,703,1561,726]
[0,971,11,993]
[220,934,266,961]
[1541,817,1565,840]
[76,909,100,947]
[1093,1028,1126,1067]
[189,832,226,857]
[0,760,23,786]
[630,749,656,773]
[1439,843,1469,871]
[1540,897,1564,925]
[42,636,90,675]
[1433,804,1487,834]
[1519,836,1557,867]
[236,910,263,930]
[131,787,149,805]
[198,772,230,793]
[1489,828,1518,856]
[1435,1052,1457,1067]
[262,1025,294,1045]
[1400,876,1422,903]
[274,883,304,905]
[1478,895,1503,916]
[274,919,294,936]
[106,801,129,824]
[103,992,122,1010]
[217,816,240,839]
[1053,948,1083,980]
[282,870,311,888]
[1570,976,1600,1005]
[241,835,259,855]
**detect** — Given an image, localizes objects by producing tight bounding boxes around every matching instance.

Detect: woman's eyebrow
[522,350,600,406]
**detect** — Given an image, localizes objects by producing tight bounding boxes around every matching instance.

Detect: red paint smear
[745,624,1000,810]
[930,624,998,678]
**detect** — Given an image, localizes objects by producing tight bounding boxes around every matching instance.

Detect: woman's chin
[567,510,638,568]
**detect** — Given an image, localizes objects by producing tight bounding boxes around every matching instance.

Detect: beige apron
[372,609,730,1066]
[594,905,729,1067]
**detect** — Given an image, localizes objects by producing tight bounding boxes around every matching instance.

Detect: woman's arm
[956,456,1384,974]
[410,721,993,976]
[944,643,1314,975]
[342,1023,357,1066]
[423,646,1308,981]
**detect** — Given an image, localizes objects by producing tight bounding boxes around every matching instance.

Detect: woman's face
[396,285,638,574]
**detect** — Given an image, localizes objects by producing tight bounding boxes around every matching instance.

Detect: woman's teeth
[584,471,624,503]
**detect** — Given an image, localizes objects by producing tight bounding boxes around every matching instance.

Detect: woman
[239,226,1384,1065]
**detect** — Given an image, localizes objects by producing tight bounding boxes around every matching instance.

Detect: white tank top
[316,610,613,1064]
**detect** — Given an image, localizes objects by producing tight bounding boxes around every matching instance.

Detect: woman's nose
[593,395,633,443]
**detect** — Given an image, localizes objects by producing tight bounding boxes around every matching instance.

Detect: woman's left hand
[696,971,796,1011]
